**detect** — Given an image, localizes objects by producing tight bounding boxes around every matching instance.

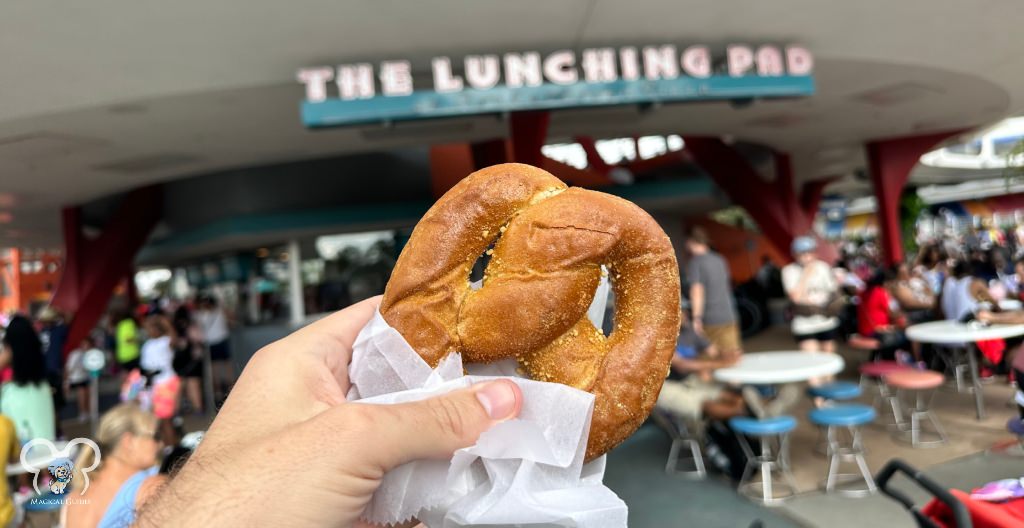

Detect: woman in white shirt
[782,237,841,354]
[64,337,97,421]
[140,315,180,445]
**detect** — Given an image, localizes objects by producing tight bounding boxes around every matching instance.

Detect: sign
[82,349,105,374]
[298,44,814,128]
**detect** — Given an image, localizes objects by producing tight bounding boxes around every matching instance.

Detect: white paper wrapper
[348,275,627,528]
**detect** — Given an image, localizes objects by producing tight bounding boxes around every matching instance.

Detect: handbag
[791,294,846,318]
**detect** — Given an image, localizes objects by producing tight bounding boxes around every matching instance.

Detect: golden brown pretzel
[381,163,681,460]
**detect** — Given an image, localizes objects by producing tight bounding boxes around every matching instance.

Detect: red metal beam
[508,111,549,166]
[574,136,611,173]
[683,136,810,261]
[799,177,838,220]
[866,129,965,265]
[52,185,163,355]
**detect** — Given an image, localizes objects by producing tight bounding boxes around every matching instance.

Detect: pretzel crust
[381,163,681,460]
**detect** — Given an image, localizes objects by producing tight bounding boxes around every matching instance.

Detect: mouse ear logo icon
[21,438,101,496]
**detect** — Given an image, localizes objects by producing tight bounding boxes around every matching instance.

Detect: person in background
[65,337,96,422]
[62,403,167,528]
[684,227,742,358]
[978,309,1024,424]
[940,261,998,321]
[139,315,181,446]
[656,317,744,424]
[0,316,56,444]
[859,268,913,362]
[196,295,235,401]
[1012,259,1024,301]
[920,244,949,296]
[114,308,142,375]
[172,305,204,415]
[0,415,19,527]
[892,263,936,324]
[782,237,841,356]
[38,307,68,435]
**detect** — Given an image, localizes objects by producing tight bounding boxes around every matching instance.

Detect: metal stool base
[666,438,706,478]
[890,389,947,448]
[735,432,798,506]
[822,425,876,497]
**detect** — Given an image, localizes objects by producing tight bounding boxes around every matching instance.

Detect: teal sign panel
[301,74,814,128]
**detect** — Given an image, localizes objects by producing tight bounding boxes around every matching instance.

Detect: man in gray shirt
[685,226,741,357]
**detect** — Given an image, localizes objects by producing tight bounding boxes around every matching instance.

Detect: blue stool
[807,381,862,401]
[808,381,864,454]
[809,404,877,496]
[729,416,799,505]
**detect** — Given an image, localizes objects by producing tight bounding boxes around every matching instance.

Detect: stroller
[877,459,1024,527]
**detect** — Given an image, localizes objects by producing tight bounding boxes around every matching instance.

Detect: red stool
[859,361,913,428]
[848,334,881,354]
[884,370,947,447]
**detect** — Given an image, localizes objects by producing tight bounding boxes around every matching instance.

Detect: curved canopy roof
[2,0,1023,246]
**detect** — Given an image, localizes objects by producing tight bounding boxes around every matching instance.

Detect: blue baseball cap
[791,236,817,255]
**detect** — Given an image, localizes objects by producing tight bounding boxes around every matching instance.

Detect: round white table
[905,320,1024,419]
[714,351,845,385]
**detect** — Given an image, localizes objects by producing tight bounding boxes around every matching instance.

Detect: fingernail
[475,380,519,420]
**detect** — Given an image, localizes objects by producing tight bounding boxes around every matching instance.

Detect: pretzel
[381,163,681,460]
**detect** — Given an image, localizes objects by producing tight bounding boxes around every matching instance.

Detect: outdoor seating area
[614,326,1024,526]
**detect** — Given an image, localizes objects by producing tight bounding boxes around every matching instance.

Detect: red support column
[50,185,163,355]
[50,208,84,313]
[799,177,837,222]
[470,139,509,169]
[866,130,964,266]
[575,136,611,173]
[508,111,550,166]
[684,136,811,260]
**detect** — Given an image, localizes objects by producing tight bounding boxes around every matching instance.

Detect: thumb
[344,379,522,473]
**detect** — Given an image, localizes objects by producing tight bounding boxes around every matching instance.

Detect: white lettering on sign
[680,46,711,78]
[755,46,784,77]
[465,55,500,89]
[786,46,814,76]
[504,52,543,88]
[298,43,814,101]
[337,64,375,100]
[581,48,617,83]
[380,60,413,96]
[296,67,334,102]
[642,45,679,80]
[543,50,578,85]
[432,57,464,93]
[619,47,641,81]
[727,45,754,77]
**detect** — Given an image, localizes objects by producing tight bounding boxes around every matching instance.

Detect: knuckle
[425,396,474,442]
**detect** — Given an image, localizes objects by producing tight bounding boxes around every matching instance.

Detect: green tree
[899,188,925,256]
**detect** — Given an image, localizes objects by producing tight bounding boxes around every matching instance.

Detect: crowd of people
[0,294,234,526]
[9,222,1024,523]
[655,224,1024,478]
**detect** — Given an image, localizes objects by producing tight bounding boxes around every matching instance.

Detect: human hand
[717,355,740,369]
[977,310,994,323]
[138,295,523,528]
[692,319,704,336]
